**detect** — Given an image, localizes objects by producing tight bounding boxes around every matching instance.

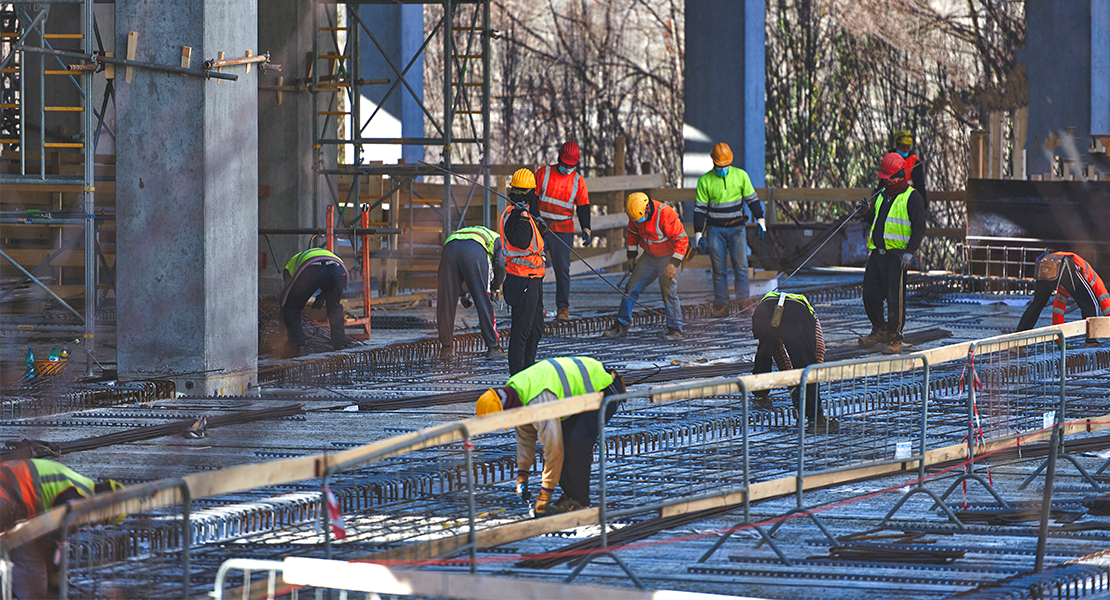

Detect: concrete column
[115,0,258,395]
[357,4,424,165]
[683,0,765,201]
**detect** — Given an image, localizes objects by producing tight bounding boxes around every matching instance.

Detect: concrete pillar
[1021,0,1110,176]
[357,4,424,165]
[115,0,258,395]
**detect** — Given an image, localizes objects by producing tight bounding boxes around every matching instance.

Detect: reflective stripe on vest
[761,291,815,315]
[537,167,582,222]
[636,201,671,247]
[445,226,498,257]
[507,356,614,406]
[0,461,40,517]
[32,458,94,512]
[499,206,545,277]
[284,248,343,279]
[868,187,914,250]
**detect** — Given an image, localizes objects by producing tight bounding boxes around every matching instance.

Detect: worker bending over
[694,142,767,317]
[476,356,625,517]
[281,246,349,357]
[858,153,926,355]
[437,225,507,360]
[535,141,592,322]
[500,169,547,374]
[751,292,838,433]
[0,459,123,599]
[603,193,689,341]
[1017,251,1110,347]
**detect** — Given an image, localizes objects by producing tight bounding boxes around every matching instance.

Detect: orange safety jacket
[903,154,921,178]
[534,165,589,233]
[1050,252,1110,324]
[625,199,689,261]
[499,206,546,278]
[0,460,40,521]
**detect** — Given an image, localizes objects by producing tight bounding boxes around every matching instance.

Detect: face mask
[897,150,910,158]
[715,167,729,178]
[635,214,648,223]
[558,165,574,175]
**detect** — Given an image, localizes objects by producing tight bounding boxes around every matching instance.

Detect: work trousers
[437,239,498,352]
[516,415,564,493]
[706,225,749,305]
[282,262,348,352]
[1017,266,1100,333]
[544,231,575,310]
[617,254,683,331]
[862,251,907,342]
[752,299,825,420]
[503,274,544,375]
[558,385,623,506]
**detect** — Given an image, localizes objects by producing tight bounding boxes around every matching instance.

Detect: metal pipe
[13,44,238,80]
[258,227,402,235]
[1034,422,1060,573]
[0,249,84,319]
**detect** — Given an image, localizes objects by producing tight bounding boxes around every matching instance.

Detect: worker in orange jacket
[535,141,592,322]
[603,193,689,341]
[0,459,123,599]
[1017,251,1110,346]
[500,169,548,374]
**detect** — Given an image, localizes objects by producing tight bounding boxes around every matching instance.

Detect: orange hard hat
[710,143,733,167]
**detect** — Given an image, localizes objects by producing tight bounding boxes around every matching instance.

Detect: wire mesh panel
[968,331,1064,447]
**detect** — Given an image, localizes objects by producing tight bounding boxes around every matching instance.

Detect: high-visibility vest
[506,357,614,405]
[626,199,689,261]
[535,166,588,233]
[31,459,95,513]
[0,459,95,518]
[1049,252,1110,324]
[904,154,921,178]
[0,460,40,518]
[760,291,815,315]
[499,206,545,278]
[445,226,498,258]
[284,248,345,279]
[867,186,914,250]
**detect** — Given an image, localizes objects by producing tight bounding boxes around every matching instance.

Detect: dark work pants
[545,231,575,309]
[437,239,499,351]
[503,274,543,375]
[1017,266,1100,332]
[559,388,622,506]
[752,299,822,420]
[862,251,907,341]
[282,263,348,351]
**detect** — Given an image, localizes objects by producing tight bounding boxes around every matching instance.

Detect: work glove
[695,232,707,255]
[756,218,767,240]
[516,472,531,502]
[624,256,637,273]
[855,197,870,212]
[460,291,473,308]
[581,228,592,246]
[664,262,677,279]
[900,252,914,269]
[311,295,325,310]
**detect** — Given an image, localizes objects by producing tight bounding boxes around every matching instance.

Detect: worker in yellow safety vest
[437,226,506,361]
[281,247,350,357]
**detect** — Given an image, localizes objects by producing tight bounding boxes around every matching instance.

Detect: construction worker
[500,169,547,375]
[534,141,592,322]
[476,356,625,516]
[858,153,926,355]
[281,246,349,357]
[437,226,507,361]
[694,142,767,317]
[0,459,124,599]
[751,292,838,433]
[1017,251,1110,346]
[604,193,689,341]
[891,129,927,211]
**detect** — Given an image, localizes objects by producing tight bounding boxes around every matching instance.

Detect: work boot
[553,495,586,512]
[439,347,454,361]
[858,330,889,347]
[806,414,841,434]
[1086,339,1101,349]
[485,346,507,360]
[711,303,730,318]
[603,321,630,339]
[556,306,570,322]
[882,340,903,355]
[663,328,684,341]
[750,391,773,410]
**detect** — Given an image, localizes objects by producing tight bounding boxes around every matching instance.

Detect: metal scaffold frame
[0,0,99,376]
[312,0,492,296]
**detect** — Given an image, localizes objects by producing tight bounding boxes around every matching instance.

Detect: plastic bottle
[60,346,70,361]
[48,347,59,362]
[25,347,35,379]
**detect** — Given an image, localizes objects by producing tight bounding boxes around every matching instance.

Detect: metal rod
[0,249,84,319]
[13,44,238,80]
[1034,422,1060,573]
[258,227,402,235]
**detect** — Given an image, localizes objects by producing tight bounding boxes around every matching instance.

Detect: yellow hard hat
[625,192,650,221]
[476,388,504,416]
[894,129,913,147]
[710,142,733,167]
[509,168,536,190]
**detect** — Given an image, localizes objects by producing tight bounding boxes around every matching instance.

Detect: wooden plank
[585,173,664,193]
[125,32,137,84]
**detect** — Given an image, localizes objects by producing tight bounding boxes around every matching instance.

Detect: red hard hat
[877,152,906,179]
[558,141,580,166]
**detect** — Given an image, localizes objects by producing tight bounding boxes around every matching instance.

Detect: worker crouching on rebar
[603,192,689,341]
[1016,251,1110,347]
[858,153,926,355]
[751,292,838,433]
[476,357,626,517]
[499,169,548,375]
[280,246,350,357]
[436,225,507,361]
[0,459,124,599]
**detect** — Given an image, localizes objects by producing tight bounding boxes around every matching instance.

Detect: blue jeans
[706,225,749,305]
[617,254,682,330]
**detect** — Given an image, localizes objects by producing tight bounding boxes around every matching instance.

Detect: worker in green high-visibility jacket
[437,225,507,361]
[281,247,349,357]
